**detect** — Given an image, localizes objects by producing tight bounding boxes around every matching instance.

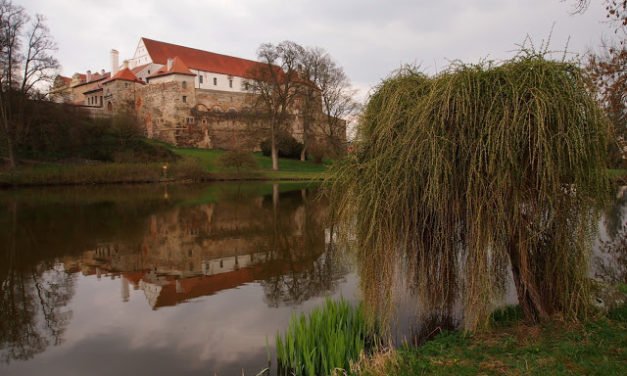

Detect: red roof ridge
[71,72,111,88]
[103,67,145,85]
[142,37,260,66]
[140,37,265,79]
[147,56,195,79]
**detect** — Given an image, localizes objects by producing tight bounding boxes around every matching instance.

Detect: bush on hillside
[216,149,258,173]
[16,101,178,163]
[260,133,303,159]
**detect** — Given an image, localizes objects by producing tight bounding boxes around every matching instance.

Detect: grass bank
[359,302,627,376]
[608,169,627,184]
[165,143,330,180]
[0,140,331,187]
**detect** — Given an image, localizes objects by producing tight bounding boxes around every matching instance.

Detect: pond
[0,183,358,375]
[1,182,625,375]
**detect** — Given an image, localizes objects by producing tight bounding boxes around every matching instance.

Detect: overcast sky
[19,0,612,100]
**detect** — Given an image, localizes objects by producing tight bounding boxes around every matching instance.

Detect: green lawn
[363,303,627,376]
[608,169,627,179]
[162,141,330,180]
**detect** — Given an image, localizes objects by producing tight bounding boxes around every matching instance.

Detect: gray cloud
[20,0,611,101]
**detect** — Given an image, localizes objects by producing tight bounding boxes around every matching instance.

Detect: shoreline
[0,162,327,188]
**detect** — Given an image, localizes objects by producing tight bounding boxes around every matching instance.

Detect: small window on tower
[182,96,187,103]
[213,77,217,85]
[229,79,233,88]
[199,75,203,84]
[182,81,187,89]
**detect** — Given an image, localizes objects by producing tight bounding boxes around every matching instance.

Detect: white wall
[134,63,163,82]
[129,39,150,69]
[190,69,247,93]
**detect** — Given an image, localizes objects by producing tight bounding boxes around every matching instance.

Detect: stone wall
[102,79,346,154]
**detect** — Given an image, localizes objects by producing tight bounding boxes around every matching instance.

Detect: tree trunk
[508,240,550,322]
[5,131,18,168]
[271,141,279,171]
[300,144,307,162]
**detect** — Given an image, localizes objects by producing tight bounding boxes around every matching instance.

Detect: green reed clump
[275,297,377,376]
[328,54,611,331]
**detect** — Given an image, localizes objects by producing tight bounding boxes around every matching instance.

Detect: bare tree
[300,47,357,158]
[246,41,304,171]
[569,1,626,166]
[0,0,58,168]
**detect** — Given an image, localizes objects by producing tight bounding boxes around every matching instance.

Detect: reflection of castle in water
[62,189,334,309]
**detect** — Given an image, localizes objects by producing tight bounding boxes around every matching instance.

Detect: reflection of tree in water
[259,189,349,307]
[596,192,627,283]
[0,202,74,364]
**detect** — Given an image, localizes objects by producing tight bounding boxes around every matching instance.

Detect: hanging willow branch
[328,55,611,331]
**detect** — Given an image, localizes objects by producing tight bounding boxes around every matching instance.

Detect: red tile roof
[102,67,145,85]
[72,72,111,88]
[147,56,195,79]
[141,37,265,79]
[59,76,72,86]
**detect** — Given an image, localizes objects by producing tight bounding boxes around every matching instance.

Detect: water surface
[1,182,625,375]
[0,183,356,376]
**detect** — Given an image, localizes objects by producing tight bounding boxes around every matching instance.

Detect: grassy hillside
[0,139,331,186]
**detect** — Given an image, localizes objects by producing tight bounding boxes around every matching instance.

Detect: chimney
[166,58,173,71]
[111,49,119,75]
[123,60,129,70]
[86,70,92,82]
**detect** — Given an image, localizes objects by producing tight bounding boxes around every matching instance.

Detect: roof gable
[102,67,144,85]
[147,56,195,79]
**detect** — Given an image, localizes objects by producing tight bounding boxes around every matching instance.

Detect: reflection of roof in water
[123,259,305,309]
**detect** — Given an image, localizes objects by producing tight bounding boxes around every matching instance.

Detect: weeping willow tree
[329,54,611,331]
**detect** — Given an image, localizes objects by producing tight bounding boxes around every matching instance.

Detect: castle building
[50,37,344,151]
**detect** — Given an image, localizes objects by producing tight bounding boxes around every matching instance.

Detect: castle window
[182,96,187,103]
[229,79,233,88]
[124,82,129,88]
[213,77,217,85]
[198,75,203,84]
[182,81,187,89]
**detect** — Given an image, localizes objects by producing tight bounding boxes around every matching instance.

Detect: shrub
[275,297,377,376]
[307,140,329,163]
[216,149,258,173]
[260,133,303,159]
